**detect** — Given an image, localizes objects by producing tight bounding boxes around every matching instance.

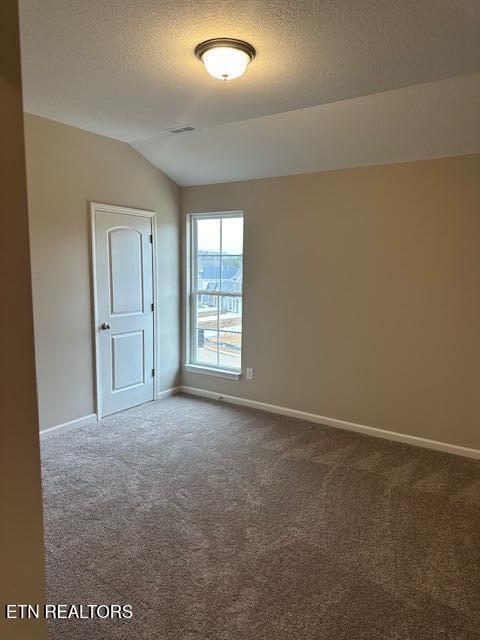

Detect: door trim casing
[90,202,157,419]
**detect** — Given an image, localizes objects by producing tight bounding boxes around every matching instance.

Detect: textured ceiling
[19,1,480,184]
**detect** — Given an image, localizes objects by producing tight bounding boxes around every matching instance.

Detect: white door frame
[90,202,158,419]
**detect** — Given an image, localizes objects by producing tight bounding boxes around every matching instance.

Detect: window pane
[196,255,220,291]
[220,256,242,293]
[196,329,219,366]
[190,213,243,372]
[195,294,218,365]
[221,217,243,255]
[195,293,218,329]
[197,218,220,254]
[219,296,242,333]
[218,331,241,369]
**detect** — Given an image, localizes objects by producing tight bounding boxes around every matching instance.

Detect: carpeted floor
[41,394,480,639]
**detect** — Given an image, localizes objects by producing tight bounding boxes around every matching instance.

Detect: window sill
[184,364,241,380]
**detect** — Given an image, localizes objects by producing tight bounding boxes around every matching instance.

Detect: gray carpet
[41,394,480,639]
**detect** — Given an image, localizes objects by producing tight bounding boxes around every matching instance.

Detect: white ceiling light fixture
[195,38,256,81]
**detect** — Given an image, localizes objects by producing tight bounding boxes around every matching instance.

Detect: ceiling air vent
[166,125,200,135]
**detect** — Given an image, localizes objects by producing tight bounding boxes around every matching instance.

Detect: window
[187,212,243,376]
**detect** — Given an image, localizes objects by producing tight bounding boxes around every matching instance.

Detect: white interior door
[93,206,154,417]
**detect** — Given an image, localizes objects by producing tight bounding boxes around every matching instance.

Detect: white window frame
[185,211,244,379]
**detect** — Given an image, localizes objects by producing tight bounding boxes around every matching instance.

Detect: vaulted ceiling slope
[133,74,480,186]
[19,1,480,185]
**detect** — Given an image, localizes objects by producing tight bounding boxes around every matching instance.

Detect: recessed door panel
[111,331,144,391]
[109,227,144,315]
[94,206,154,417]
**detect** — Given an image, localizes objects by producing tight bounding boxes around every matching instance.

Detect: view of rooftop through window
[190,213,243,370]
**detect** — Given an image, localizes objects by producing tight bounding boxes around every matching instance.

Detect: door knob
[100,322,111,330]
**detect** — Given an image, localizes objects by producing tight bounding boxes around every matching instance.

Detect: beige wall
[0,2,47,638]
[24,114,181,430]
[22,111,480,451]
[182,155,480,451]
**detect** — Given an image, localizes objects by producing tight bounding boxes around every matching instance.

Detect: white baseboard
[157,386,182,400]
[38,387,480,460]
[40,388,178,438]
[179,386,480,460]
[40,413,97,438]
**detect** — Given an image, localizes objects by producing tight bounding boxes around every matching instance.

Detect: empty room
[1,1,480,639]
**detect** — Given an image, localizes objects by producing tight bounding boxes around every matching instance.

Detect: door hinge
[151,368,155,377]
[151,302,154,311]
[149,234,153,243]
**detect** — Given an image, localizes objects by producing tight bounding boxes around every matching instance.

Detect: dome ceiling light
[195,38,256,81]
